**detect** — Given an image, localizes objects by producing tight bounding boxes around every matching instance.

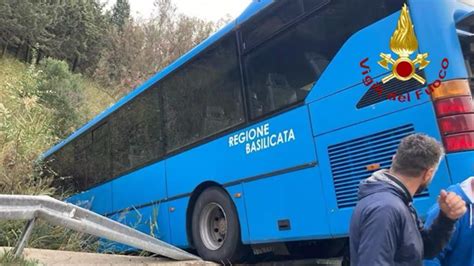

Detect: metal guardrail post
[0,195,201,261]
[12,217,36,257]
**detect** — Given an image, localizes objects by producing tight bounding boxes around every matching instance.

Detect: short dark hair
[391,134,444,177]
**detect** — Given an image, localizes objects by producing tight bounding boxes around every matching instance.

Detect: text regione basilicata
[228,123,296,154]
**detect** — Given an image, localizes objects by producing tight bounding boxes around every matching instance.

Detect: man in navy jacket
[350,134,467,266]
[424,177,473,266]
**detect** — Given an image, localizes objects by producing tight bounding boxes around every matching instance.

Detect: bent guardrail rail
[0,195,201,261]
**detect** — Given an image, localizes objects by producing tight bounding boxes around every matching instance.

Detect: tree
[49,0,109,73]
[93,23,146,98]
[94,0,219,97]
[0,0,57,61]
[0,0,109,72]
[0,1,18,56]
[0,0,225,96]
[111,0,130,30]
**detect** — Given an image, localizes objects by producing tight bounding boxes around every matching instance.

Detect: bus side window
[89,122,111,187]
[110,88,164,178]
[163,34,245,152]
[47,144,76,194]
[243,4,335,119]
[242,0,404,119]
[73,133,92,191]
[265,73,297,112]
[241,0,303,52]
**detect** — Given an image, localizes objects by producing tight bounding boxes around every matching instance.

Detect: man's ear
[470,177,474,194]
[424,167,436,183]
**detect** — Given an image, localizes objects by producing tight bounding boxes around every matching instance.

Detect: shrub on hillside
[25,58,86,139]
[0,57,102,252]
[1,64,55,196]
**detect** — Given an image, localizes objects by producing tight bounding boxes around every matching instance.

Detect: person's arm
[424,256,442,266]
[422,205,459,265]
[421,193,459,259]
[356,205,400,265]
[422,190,466,259]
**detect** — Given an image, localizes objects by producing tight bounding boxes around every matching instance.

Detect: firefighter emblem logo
[378,4,429,84]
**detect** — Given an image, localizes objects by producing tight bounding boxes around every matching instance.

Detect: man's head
[391,134,445,193]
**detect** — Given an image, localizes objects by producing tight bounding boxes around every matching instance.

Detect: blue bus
[42,0,474,262]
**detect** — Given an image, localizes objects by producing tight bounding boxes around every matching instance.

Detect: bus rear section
[305,0,473,238]
[410,0,474,184]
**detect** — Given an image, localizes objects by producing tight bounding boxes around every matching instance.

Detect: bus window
[48,144,76,194]
[73,132,92,190]
[163,35,244,152]
[302,0,329,12]
[243,0,404,119]
[244,7,334,119]
[241,0,303,51]
[89,123,111,186]
[461,32,474,97]
[110,88,164,178]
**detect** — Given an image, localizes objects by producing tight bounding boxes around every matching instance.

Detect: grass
[0,251,39,266]
[0,56,162,260]
[0,55,114,253]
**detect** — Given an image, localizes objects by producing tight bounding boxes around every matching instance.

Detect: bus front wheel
[191,187,250,262]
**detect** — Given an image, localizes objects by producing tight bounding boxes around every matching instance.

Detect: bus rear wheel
[191,187,250,263]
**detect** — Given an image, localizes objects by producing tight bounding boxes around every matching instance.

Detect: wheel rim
[199,202,228,250]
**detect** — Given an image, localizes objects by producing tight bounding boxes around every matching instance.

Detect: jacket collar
[369,169,413,204]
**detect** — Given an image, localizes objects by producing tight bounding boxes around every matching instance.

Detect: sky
[105,0,253,22]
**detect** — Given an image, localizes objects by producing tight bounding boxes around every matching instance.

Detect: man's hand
[438,190,467,220]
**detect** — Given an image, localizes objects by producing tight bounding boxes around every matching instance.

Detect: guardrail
[0,195,201,261]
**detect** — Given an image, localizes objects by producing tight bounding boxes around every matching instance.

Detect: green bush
[26,58,86,139]
[0,56,113,252]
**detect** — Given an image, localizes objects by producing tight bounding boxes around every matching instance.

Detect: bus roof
[40,0,275,160]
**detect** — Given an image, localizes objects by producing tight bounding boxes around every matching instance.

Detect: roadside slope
[1,247,214,265]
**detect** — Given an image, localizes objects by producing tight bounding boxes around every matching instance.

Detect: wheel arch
[186,181,227,247]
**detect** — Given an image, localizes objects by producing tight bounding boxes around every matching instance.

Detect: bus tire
[191,187,250,263]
